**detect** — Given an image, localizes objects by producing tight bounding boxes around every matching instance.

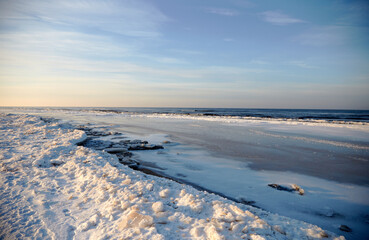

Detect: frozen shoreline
[0,113,347,239]
[2,107,368,186]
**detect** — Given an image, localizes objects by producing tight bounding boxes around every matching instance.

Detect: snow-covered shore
[0,114,344,239]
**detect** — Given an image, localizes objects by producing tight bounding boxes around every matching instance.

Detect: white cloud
[0,0,168,37]
[261,11,305,25]
[155,57,187,64]
[294,26,347,46]
[287,61,317,69]
[250,60,269,65]
[207,8,239,16]
[0,0,170,76]
[170,49,203,55]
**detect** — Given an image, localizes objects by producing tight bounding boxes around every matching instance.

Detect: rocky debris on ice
[79,139,113,150]
[77,125,120,137]
[339,225,352,232]
[0,114,345,240]
[76,128,164,172]
[128,144,164,151]
[238,197,257,207]
[104,147,128,153]
[78,130,164,153]
[268,183,305,195]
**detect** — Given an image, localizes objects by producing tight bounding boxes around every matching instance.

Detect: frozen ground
[0,108,368,239]
[0,113,347,239]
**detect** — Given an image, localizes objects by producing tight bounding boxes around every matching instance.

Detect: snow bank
[0,113,345,239]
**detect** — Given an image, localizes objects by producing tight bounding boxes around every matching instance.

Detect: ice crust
[0,114,345,239]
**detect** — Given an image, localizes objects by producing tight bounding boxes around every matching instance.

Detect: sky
[0,0,368,109]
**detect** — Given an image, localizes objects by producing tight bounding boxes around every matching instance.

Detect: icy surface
[0,113,346,239]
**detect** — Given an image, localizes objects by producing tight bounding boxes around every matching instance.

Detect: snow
[0,113,346,239]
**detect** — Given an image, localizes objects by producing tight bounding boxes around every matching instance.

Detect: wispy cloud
[250,60,269,65]
[294,26,347,46]
[206,8,239,16]
[336,1,369,27]
[0,31,132,59]
[287,61,317,69]
[0,47,270,84]
[169,49,203,55]
[0,0,171,75]
[0,0,168,37]
[154,57,187,64]
[260,11,305,25]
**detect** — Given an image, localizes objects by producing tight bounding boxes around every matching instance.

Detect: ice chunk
[152,201,164,213]
[190,227,204,238]
[159,189,170,198]
[290,184,305,195]
[118,210,154,229]
[205,225,224,240]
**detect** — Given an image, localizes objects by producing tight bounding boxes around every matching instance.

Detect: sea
[6,107,369,124]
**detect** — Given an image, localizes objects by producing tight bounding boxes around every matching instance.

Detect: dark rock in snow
[176,173,187,178]
[128,163,140,170]
[339,225,352,232]
[268,184,295,192]
[130,140,148,145]
[115,151,133,159]
[104,147,128,154]
[238,197,257,206]
[268,183,305,195]
[50,160,64,166]
[111,136,127,140]
[112,144,125,148]
[128,144,164,151]
[77,138,113,150]
[89,131,111,137]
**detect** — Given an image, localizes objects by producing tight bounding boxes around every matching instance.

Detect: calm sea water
[67,107,369,123]
[2,107,369,123]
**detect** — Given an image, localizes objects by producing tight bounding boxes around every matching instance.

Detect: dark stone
[89,131,111,137]
[128,144,164,151]
[78,139,112,150]
[111,136,127,140]
[268,184,295,192]
[238,197,256,206]
[104,147,128,153]
[128,164,139,170]
[51,162,63,167]
[116,151,133,159]
[339,225,352,232]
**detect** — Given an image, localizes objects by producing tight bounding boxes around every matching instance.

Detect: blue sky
[0,0,368,109]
